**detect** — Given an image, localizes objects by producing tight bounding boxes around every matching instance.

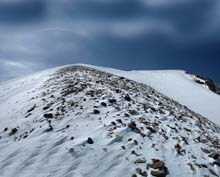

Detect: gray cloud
[0,0,220,81]
[0,1,47,25]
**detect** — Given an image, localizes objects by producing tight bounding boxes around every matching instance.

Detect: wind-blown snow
[83,64,220,125]
[0,65,219,177]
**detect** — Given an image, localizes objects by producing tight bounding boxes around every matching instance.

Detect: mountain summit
[0,65,219,177]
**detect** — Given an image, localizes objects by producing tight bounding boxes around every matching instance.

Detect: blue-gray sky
[0,0,220,82]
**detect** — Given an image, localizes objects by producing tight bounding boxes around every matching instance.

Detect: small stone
[66,125,70,128]
[121,146,126,150]
[23,135,28,139]
[116,119,123,124]
[111,121,116,126]
[9,128,18,136]
[209,169,219,177]
[175,144,182,154]
[109,99,117,104]
[128,121,137,130]
[129,110,139,115]
[44,113,53,118]
[43,106,50,110]
[136,168,148,176]
[146,127,157,133]
[124,94,131,101]
[150,159,168,177]
[93,109,100,114]
[151,159,165,169]
[87,137,94,144]
[134,159,146,164]
[201,148,211,154]
[69,148,74,153]
[151,170,166,177]
[208,152,220,159]
[124,113,130,117]
[101,102,107,107]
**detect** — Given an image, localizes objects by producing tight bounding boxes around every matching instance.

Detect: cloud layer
[0,0,220,81]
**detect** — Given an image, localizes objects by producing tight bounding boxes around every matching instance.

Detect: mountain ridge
[0,65,220,177]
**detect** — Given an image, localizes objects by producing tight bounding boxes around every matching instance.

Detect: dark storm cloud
[0,0,220,82]
[0,1,46,24]
[61,0,142,19]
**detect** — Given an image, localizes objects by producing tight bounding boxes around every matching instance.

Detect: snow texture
[84,64,220,125]
[0,65,220,177]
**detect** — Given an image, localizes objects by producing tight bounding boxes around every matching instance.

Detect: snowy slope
[0,65,220,177]
[83,64,220,125]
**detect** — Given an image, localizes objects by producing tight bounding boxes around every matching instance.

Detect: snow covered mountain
[0,65,220,177]
[83,64,220,125]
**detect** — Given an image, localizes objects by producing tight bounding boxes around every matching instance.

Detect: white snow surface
[0,65,220,177]
[82,64,220,125]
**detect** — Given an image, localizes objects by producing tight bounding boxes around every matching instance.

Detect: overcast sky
[0,0,220,82]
